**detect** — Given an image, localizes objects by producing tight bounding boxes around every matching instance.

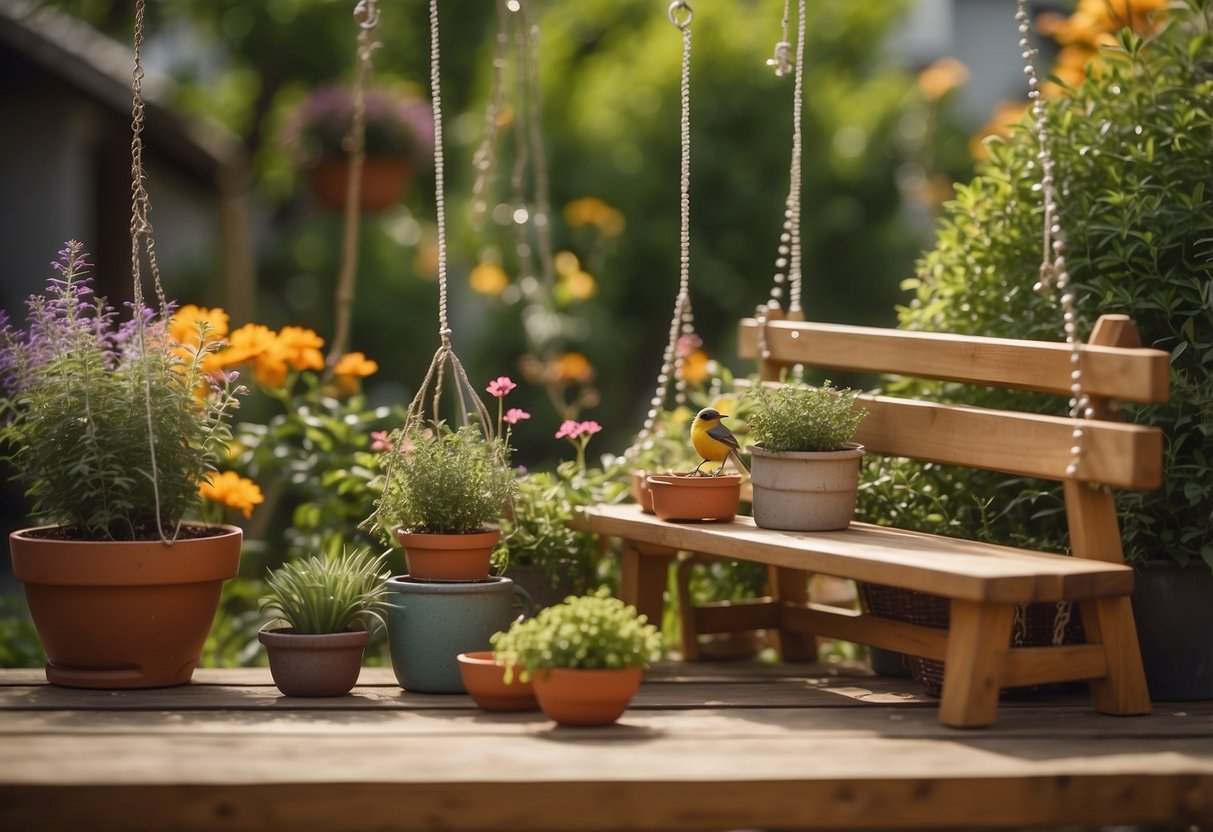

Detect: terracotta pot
[456,650,538,712]
[749,442,865,531]
[393,529,501,581]
[646,473,742,523]
[532,666,644,726]
[308,155,414,212]
[258,628,369,697]
[9,525,242,689]
[629,470,656,514]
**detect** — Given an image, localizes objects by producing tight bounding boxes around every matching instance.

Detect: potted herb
[744,380,868,531]
[371,423,516,581]
[283,83,435,212]
[258,548,389,697]
[490,588,661,726]
[0,242,245,689]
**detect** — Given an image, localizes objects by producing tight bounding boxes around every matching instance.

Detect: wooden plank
[780,603,950,662]
[938,600,1016,728]
[574,504,1134,603]
[618,540,675,627]
[1001,645,1108,688]
[738,315,1170,403]
[692,597,779,634]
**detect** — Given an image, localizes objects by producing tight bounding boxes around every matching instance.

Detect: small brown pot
[394,529,501,581]
[259,628,369,697]
[9,525,242,689]
[646,473,742,523]
[308,155,414,212]
[456,651,538,712]
[532,666,644,726]
[629,470,657,514]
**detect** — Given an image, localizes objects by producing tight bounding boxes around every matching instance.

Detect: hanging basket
[308,155,414,212]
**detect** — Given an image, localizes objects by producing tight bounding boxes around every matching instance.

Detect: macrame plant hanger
[623,1,699,467]
[369,0,500,536]
[129,0,178,544]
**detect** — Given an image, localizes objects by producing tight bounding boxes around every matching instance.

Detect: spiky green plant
[259,548,389,634]
[744,380,867,453]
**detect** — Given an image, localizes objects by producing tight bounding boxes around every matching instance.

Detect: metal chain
[1016,0,1089,479]
[625,1,695,463]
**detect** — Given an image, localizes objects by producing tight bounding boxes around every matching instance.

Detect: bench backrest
[737,313,1169,492]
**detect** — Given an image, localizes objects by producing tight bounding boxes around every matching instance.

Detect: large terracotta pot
[646,473,742,523]
[531,666,644,726]
[9,525,242,689]
[258,628,369,697]
[308,155,413,212]
[394,529,501,582]
[749,443,864,531]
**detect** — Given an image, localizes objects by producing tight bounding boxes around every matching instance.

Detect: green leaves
[744,380,868,453]
[259,548,389,635]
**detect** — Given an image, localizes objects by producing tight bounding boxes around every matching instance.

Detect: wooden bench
[574,313,1169,727]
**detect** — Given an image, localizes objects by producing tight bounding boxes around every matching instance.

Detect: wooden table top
[2,662,1211,831]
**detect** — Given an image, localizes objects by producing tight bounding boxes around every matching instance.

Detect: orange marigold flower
[215,323,278,368]
[549,352,594,383]
[334,352,379,379]
[679,349,711,384]
[563,197,626,236]
[917,57,969,102]
[470,262,509,296]
[169,305,229,349]
[199,471,264,519]
[276,325,326,371]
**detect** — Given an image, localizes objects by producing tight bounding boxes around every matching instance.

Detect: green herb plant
[899,0,1213,570]
[0,241,242,540]
[371,423,517,539]
[744,380,868,453]
[490,587,662,682]
[260,548,390,635]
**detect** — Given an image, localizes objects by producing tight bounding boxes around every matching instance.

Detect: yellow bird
[690,407,749,476]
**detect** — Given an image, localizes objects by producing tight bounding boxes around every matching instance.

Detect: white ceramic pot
[749,442,865,531]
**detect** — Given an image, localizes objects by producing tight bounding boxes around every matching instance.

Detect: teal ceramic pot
[384,575,533,693]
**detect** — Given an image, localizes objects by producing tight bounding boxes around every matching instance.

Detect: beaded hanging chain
[1017,0,1089,479]
[624,0,696,464]
[1016,0,1080,646]
[129,0,177,543]
[755,0,807,364]
[328,0,382,369]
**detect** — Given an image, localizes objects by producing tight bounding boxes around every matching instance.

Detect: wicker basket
[858,582,1085,699]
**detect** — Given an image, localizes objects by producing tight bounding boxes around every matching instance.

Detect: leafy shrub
[744,380,867,453]
[490,587,661,681]
[898,1,1213,569]
[260,548,390,635]
[372,424,517,538]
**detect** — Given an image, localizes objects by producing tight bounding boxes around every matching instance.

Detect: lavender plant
[0,241,244,540]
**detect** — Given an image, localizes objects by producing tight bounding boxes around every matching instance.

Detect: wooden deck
[2,662,1211,831]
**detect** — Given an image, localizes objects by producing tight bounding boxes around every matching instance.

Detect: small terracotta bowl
[646,473,742,522]
[630,470,656,514]
[456,651,539,712]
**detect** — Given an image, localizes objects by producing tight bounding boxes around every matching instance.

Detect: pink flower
[555,419,581,440]
[370,431,392,453]
[676,333,703,359]
[578,420,602,436]
[503,408,531,425]
[486,376,517,398]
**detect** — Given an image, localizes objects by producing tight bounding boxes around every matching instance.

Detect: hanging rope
[129,0,177,544]
[327,0,382,370]
[624,1,696,464]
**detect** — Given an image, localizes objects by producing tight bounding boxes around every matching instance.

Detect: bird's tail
[727,448,750,475]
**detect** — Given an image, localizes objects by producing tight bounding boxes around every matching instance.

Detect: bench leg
[938,600,1016,728]
[1078,596,1152,716]
[770,567,816,662]
[619,540,675,628]
[675,555,701,662]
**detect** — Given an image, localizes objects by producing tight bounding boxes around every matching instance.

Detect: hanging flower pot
[258,628,370,697]
[646,473,742,523]
[749,443,865,531]
[9,525,242,689]
[531,666,644,727]
[307,155,415,213]
[394,529,502,582]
